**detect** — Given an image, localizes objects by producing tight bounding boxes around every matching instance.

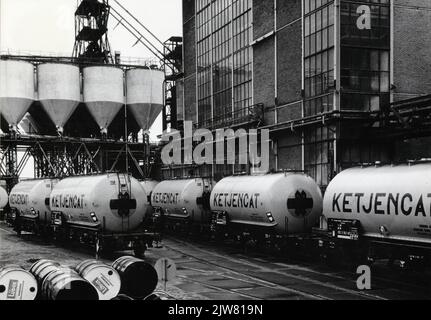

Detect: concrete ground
[1,222,430,300]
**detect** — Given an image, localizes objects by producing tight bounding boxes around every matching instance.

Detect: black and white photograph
[0,0,431,309]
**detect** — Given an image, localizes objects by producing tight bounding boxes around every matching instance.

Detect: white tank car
[140,180,159,199]
[323,163,431,245]
[210,173,323,234]
[0,186,8,210]
[49,173,149,233]
[151,178,213,223]
[9,179,58,223]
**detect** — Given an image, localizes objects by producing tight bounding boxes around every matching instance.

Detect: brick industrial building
[163,0,431,188]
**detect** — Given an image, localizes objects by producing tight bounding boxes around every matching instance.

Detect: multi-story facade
[169,0,431,188]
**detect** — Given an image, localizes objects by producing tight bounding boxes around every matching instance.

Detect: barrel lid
[0,268,38,300]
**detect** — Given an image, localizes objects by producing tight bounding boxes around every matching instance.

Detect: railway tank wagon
[321,163,431,266]
[210,173,323,242]
[0,185,8,210]
[8,179,59,235]
[151,178,214,232]
[49,173,154,256]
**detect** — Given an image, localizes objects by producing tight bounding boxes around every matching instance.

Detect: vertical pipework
[274,0,278,124]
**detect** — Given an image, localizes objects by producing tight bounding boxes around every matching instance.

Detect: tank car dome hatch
[323,163,431,245]
[83,66,124,135]
[0,60,35,131]
[210,173,323,234]
[37,63,81,135]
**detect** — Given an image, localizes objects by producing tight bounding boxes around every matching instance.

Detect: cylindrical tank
[112,256,158,299]
[0,186,8,209]
[49,173,149,233]
[126,68,164,131]
[140,180,159,215]
[37,63,81,134]
[9,179,58,223]
[0,266,38,300]
[0,60,35,131]
[29,260,61,287]
[323,163,431,245]
[210,173,323,234]
[75,260,121,300]
[111,294,134,300]
[41,267,98,300]
[83,66,124,134]
[151,178,213,223]
[140,180,159,198]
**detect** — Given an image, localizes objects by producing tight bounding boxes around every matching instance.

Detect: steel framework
[73,0,113,63]
[0,134,161,191]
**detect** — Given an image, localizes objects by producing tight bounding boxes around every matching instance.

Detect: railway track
[163,237,388,300]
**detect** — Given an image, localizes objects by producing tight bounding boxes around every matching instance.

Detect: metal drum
[29,259,61,286]
[112,256,158,299]
[75,260,121,300]
[111,294,134,300]
[0,266,38,300]
[41,267,98,300]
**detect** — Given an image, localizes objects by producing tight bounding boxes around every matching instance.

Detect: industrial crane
[73,0,182,131]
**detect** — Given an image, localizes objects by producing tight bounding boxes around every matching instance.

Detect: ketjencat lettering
[152,192,180,205]
[9,194,29,205]
[212,193,260,209]
[51,194,85,209]
[332,192,431,217]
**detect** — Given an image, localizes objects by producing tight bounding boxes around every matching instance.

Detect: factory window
[196,0,252,127]
[304,0,335,117]
[340,0,390,112]
[304,126,334,187]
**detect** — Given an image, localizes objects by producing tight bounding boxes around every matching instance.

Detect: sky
[1,0,182,178]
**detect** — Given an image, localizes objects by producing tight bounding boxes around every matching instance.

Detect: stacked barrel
[0,256,159,300]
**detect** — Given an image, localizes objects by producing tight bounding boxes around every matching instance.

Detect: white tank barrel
[83,66,124,134]
[0,186,8,210]
[37,63,81,134]
[49,173,149,233]
[151,178,213,223]
[9,179,58,223]
[0,266,38,300]
[75,260,121,300]
[0,60,35,131]
[140,180,159,198]
[126,68,164,132]
[140,180,159,215]
[210,173,323,234]
[323,163,431,245]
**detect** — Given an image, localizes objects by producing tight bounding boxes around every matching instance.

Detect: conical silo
[37,63,81,135]
[83,66,124,135]
[126,68,164,132]
[0,60,35,132]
